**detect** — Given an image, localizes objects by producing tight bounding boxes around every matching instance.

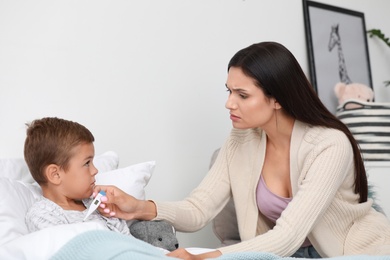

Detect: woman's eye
[240,94,247,99]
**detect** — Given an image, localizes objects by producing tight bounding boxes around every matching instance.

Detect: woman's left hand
[167,248,222,260]
[167,248,202,260]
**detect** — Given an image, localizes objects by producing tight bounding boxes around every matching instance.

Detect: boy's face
[60,142,98,200]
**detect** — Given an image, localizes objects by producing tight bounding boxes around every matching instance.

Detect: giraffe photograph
[303,0,373,114]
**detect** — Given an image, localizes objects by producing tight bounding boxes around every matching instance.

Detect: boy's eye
[85,160,91,167]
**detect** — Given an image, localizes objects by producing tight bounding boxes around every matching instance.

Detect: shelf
[364,161,390,168]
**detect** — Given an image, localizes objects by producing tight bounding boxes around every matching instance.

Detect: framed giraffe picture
[302,0,373,114]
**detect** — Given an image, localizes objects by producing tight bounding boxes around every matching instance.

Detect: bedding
[0,151,156,259]
[50,230,390,260]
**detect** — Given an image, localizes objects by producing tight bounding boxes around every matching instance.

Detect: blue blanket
[50,230,390,260]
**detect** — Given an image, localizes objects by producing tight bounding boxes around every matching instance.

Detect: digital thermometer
[83,190,106,221]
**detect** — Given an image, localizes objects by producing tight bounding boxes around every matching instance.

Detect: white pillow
[95,161,155,200]
[93,151,119,173]
[0,222,106,260]
[0,178,41,246]
[0,158,34,183]
[0,151,120,183]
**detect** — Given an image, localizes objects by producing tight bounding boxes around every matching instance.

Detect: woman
[95,42,390,259]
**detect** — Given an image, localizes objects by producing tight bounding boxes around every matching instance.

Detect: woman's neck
[264,114,295,150]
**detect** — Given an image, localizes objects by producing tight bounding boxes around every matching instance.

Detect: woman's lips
[230,114,240,121]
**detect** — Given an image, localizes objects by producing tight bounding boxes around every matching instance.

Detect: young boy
[24,117,130,236]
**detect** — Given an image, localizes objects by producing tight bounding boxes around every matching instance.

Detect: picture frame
[302,0,373,114]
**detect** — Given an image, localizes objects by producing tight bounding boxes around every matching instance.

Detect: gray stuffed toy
[129,220,179,252]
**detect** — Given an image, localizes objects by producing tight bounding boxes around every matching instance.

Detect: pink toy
[334,82,374,109]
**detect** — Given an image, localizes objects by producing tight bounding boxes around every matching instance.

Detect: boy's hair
[24,117,95,185]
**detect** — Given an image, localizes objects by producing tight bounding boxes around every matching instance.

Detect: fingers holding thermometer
[92,185,135,219]
[92,185,155,221]
[92,186,116,217]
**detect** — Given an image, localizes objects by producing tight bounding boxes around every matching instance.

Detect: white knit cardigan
[155,121,390,257]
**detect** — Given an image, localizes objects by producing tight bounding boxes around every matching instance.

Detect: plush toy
[334,82,374,109]
[129,220,179,252]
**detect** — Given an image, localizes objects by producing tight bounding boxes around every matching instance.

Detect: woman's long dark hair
[228,41,367,203]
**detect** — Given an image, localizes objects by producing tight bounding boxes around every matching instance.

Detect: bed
[0,151,389,259]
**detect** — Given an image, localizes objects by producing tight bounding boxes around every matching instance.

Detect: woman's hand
[167,248,202,260]
[93,185,157,221]
[167,248,222,259]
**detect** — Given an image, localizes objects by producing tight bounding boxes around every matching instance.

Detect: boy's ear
[45,164,61,184]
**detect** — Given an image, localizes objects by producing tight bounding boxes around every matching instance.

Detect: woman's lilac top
[257,175,311,247]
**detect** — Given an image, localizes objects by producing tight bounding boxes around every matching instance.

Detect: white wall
[1,0,389,248]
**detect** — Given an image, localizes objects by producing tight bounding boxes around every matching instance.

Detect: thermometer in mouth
[83,190,106,221]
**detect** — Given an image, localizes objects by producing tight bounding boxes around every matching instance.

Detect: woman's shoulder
[220,128,263,156]
[298,122,349,146]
